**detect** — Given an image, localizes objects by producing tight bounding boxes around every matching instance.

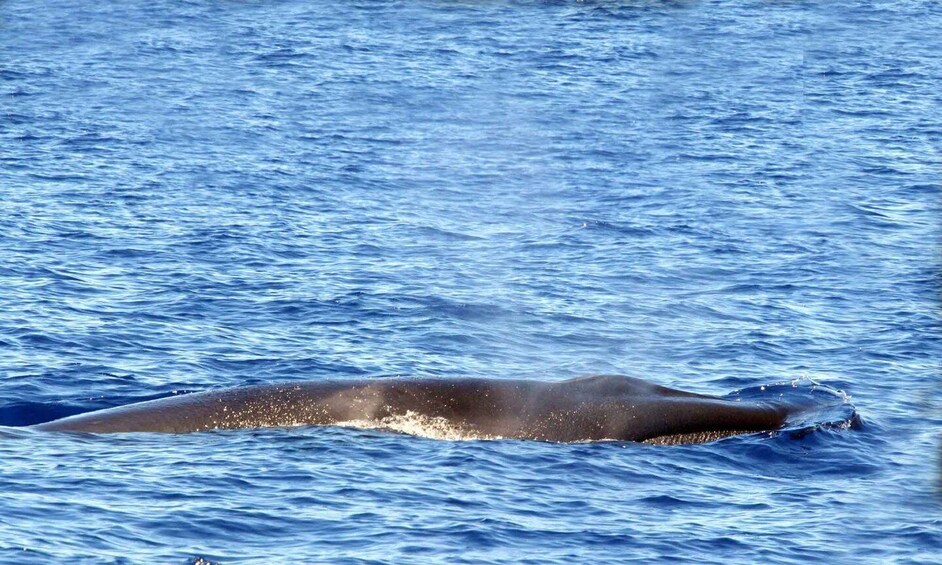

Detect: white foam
[335,411,503,441]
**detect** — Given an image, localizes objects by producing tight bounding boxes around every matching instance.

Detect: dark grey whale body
[33,376,799,444]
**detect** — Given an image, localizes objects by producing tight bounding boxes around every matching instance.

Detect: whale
[32,375,805,444]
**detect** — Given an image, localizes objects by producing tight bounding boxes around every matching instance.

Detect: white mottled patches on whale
[335,410,504,441]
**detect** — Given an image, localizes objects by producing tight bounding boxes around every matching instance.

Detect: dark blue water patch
[0,401,85,427]
[0,381,201,426]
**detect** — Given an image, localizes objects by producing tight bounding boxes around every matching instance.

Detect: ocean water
[1,0,940,562]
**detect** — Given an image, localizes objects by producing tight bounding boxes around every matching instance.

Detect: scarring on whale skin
[33,375,800,444]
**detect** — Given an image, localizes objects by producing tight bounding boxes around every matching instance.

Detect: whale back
[33,376,789,443]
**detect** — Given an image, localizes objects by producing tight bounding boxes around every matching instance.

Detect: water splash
[729,377,860,439]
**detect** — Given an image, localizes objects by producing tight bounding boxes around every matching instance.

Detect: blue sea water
[1,0,940,562]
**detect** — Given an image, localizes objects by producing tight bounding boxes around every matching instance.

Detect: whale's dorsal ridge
[34,376,796,443]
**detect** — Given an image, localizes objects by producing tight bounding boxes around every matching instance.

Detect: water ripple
[1,0,939,562]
